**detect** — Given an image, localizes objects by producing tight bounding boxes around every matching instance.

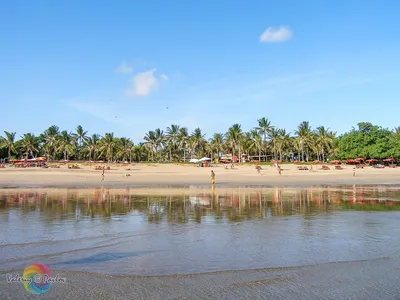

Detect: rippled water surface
[1,185,400,299]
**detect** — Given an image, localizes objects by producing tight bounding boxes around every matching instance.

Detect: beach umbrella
[189,158,200,163]
[200,157,211,161]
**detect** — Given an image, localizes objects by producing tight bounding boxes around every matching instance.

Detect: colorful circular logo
[22,263,53,294]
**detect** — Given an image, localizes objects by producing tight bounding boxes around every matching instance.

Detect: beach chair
[297,166,309,171]
[322,165,330,170]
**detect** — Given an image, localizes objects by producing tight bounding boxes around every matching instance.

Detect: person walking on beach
[211,170,215,185]
[101,168,105,181]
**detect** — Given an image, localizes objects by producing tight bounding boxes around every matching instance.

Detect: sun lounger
[321,165,330,170]
[297,166,309,170]
[335,165,343,170]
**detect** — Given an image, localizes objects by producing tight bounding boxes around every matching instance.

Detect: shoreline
[1,163,400,190]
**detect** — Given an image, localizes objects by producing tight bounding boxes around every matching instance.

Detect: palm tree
[1,131,16,158]
[132,144,145,162]
[178,127,189,162]
[166,124,180,161]
[19,133,39,159]
[100,133,116,162]
[226,124,243,162]
[268,127,280,160]
[57,131,76,160]
[83,134,100,161]
[41,125,60,160]
[116,137,134,162]
[255,117,274,155]
[295,121,312,161]
[73,125,88,158]
[189,128,206,158]
[144,131,157,161]
[248,130,263,161]
[209,133,225,161]
[276,129,291,161]
[154,129,165,161]
[314,126,335,162]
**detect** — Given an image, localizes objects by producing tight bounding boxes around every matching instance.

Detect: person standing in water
[101,168,105,181]
[211,170,215,185]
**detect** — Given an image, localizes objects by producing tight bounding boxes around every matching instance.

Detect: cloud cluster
[115,61,133,74]
[114,61,168,97]
[260,26,292,43]
[125,69,160,96]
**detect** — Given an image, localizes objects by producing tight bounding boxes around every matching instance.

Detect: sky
[1,0,400,143]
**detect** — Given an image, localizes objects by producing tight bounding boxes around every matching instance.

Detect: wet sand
[0,163,399,188]
[2,256,400,300]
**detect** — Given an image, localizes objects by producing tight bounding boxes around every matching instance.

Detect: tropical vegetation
[1,121,400,163]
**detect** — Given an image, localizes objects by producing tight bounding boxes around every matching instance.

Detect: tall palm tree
[143,131,157,161]
[19,133,39,159]
[268,127,280,160]
[1,131,16,158]
[83,134,100,161]
[166,124,180,161]
[178,127,189,162]
[209,133,225,161]
[41,125,60,160]
[248,130,263,161]
[154,129,165,161]
[132,144,145,162]
[189,128,206,158]
[100,133,116,162]
[314,126,335,162]
[116,137,134,162]
[73,125,88,158]
[276,129,291,161]
[255,117,274,155]
[295,121,312,161]
[57,131,76,160]
[226,124,243,162]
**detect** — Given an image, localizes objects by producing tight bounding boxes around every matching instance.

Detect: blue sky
[1,0,400,143]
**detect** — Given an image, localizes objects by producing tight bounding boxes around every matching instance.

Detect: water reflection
[1,185,400,224]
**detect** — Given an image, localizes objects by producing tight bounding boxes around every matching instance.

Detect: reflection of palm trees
[2,188,400,223]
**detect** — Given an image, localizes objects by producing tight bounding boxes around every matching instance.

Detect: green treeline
[1,120,399,162]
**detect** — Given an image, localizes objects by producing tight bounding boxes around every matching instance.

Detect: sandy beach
[0,163,399,189]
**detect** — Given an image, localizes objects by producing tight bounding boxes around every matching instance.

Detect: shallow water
[1,185,400,299]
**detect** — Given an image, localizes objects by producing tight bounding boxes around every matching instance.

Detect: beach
[0,163,399,189]
[2,166,400,299]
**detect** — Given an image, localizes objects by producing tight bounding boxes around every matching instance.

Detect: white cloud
[260,26,292,43]
[115,61,133,74]
[126,68,167,97]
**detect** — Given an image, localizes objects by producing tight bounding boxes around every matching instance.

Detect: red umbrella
[383,158,395,162]
[366,159,378,163]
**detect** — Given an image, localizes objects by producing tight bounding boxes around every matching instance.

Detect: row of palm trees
[0,118,337,163]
